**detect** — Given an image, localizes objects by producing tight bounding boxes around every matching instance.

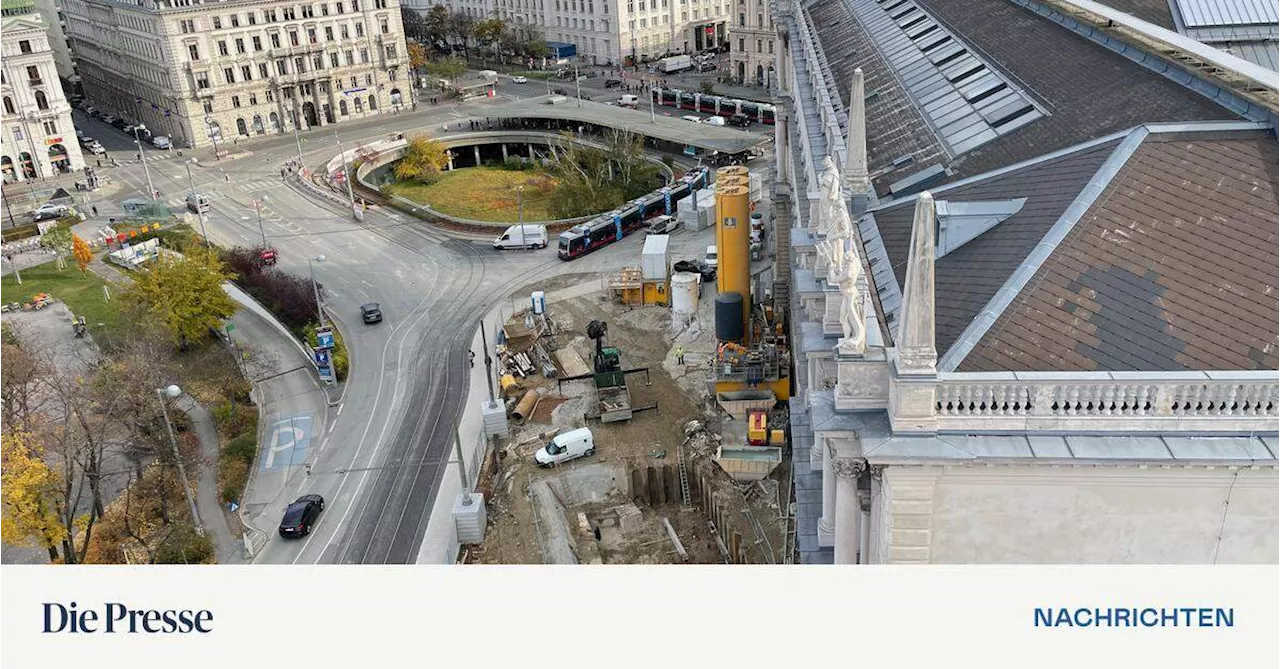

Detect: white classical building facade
[772,0,1279,564]
[62,0,411,149]
[727,0,773,86]
[406,0,730,65]
[1,2,84,182]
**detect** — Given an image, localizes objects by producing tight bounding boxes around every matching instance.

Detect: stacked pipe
[714,166,752,344]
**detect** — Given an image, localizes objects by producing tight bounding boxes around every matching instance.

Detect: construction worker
[675,345,685,365]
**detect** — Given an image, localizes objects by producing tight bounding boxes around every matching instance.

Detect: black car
[360,302,383,324]
[553,87,568,95]
[604,79,623,88]
[728,113,752,127]
[278,494,324,537]
[673,259,716,283]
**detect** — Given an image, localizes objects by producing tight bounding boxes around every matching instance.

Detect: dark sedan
[278,494,325,538]
[673,259,716,283]
[361,302,383,324]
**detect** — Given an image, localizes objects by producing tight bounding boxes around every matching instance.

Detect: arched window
[34,90,48,111]
[252,114,265,134]
[368,94,377,110]
[339,99,348,116]
[269,112,281,132]
[236,118,248,136]
[354,97,363,113]
[2,96,14,115]
[389,88,402,106]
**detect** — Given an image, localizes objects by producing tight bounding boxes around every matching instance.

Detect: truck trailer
[657,55,693,73]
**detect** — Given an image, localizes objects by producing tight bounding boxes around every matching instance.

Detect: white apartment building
[62,0,411,149]
[2,1,84,183]
[406,0,729,66]
[727,0,773,86]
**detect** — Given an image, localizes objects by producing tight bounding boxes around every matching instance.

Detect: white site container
[641,234,670,281]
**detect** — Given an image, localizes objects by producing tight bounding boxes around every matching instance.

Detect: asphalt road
[88,86,757,564]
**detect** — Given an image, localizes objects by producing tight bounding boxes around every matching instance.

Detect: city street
[62,87,751,564]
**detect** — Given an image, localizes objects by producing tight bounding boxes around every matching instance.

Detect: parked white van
[535,427,595,467]
[185,193,211,213]
[701,116,727,126]
[618,94,640,108]
[493,224,548,250]
[705,245,718,268]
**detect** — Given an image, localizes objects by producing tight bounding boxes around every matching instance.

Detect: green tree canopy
[545,131,662,219]
[126,246,238,348]
[393,136,451,184]
[425,57,467,83]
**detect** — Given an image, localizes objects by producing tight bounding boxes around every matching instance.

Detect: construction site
[461,166,796,565]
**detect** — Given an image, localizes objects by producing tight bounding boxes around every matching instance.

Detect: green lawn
[1,261,123,332]
[385,167,560,223]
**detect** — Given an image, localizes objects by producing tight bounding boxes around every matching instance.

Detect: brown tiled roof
[870,139,1121,356]
[959,131,1280,372]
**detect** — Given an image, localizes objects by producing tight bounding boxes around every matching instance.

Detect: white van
[493,224,548,250]
[535,427,595,467]
[478,70,499,80]
[186,192,211,213]
[618,94,640,108]
[705,245,718,268]
[701,116,726,126]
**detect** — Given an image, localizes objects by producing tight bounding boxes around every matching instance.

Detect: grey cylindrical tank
[715,292,745,342]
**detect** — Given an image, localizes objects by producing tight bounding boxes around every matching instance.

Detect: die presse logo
[42,602,213,634]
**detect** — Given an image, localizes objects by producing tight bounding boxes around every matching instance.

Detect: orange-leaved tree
[72,234,93,275]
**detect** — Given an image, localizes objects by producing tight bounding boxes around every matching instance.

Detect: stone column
[528,143,535,160]
[832,458,864,564]
[473,145,481,166]
[818,440,835,547]
[501,144,508,161]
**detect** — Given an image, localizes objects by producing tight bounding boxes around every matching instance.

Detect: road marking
[328,420,337,435]
[262,415,313,470]
[336,403,344,416]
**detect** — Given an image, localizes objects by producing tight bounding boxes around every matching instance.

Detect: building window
[2,97,13,115]
[386,44,397,59]
[202,99,213,113]
[325,26,334,41]
[231,13,240,27]
[302,5,314,18]
[330,52,339,67]
[356,22,364,37]
[179,19,195,33]
[345,49,353,65]
[337,1,344,13]
[271,33,281,49]
[213,16,222,29]
[360,48,368,63]
[276,59,288,75]
[250,93,258,105]
[248,12,257,25]
[196,72,210,89]
[253,35,263,51]
[309,28,318,43]
[322,3,330,16]
[266,89,275,102]
[364,73,372,85]
[218,40,229,56]
[241,65,253,80]
[224,67,235,83]
[232,95,241,108]
[189,43,200,60]
[737,37,744,51]
[18,40,32,54]
[42,120,57,135]
[341,24,349,39]
[283,7,296,20]
[738,12,744,26]
[25,65,40,85]
[236,38,246,53]
[294,56,305,73]
[259,63,269,78]
[290,30,299,46]
[768,40,773,54]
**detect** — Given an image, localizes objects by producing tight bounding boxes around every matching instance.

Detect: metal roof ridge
[867,129,1132,212]
[936,125,1152,372]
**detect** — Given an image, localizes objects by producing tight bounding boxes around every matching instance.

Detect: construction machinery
[558,320,655,423]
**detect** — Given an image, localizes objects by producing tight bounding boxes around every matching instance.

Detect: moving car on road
[512,75,528,84]
[605,78,623,88]
[278,494,325,537]
[681,115,702,123]
[702,116,726,126]
[361,302,383,324]
[728,113,752,127]
[99,114,117,125]
[33,203,69,221]
[493,224,548,250]
[151,135,172,149]
[618,94,639,108]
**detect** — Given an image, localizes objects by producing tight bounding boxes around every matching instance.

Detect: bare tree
[1,333,52,433]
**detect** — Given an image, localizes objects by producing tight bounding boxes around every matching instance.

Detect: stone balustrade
[930,371,1278,432]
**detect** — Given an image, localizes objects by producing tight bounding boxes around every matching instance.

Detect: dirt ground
[473,288,790,564]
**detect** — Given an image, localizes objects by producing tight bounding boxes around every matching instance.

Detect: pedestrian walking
[676,346,685,365]
[91,205,98,217]
[281,167,286,179]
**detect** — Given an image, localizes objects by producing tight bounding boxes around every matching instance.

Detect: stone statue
[837,250,866,356]
[816,156,842,238]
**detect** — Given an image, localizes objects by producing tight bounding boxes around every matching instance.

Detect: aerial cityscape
[1,0,1276,566]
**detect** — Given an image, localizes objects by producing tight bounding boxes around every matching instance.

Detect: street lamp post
[333,132,358,219]
[134,124,157,200]
[289,106,304,166]
[516,186,526,249]
[308,254,327,327]
[204,115,221,161]
[574,62,582,108]
[183,159,210,247]
[156,385,204,536]
[253,196,269,247]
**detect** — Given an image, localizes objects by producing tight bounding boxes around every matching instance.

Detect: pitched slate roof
[808,0,1240,194]
[1096,0,1176,27]
[866,138,1122,355]
[957,128,1279,372]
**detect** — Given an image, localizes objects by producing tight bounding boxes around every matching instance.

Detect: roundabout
[382,166,559,223]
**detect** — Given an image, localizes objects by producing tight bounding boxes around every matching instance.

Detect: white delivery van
[186,193,211,213]
[618,94,640,108]
[705,245,718,268]
[493,224,548,249]
[701,116,726,126]
[478,70,499,80]
[535,427,595,467]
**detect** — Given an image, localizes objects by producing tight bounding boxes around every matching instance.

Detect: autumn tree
[425,5,451,46]
[473,17,505,61]
[41,226,74,270]
[1,432,67,562]
[408,42,429,71]
[72,234,93,274]
[393,136,451,184]
[0,335,50,433]
[126,246,238,349]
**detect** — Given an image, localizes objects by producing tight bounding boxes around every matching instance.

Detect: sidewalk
[174,395,245,563]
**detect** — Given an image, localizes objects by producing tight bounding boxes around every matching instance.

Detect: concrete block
[615,504,643,533]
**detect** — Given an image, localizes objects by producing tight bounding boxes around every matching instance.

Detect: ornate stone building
[2,0,84,183]
[772,0,1279,563]
[727,0,773,86]
[62,0,411,149]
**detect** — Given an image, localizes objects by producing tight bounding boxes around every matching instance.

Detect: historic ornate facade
[726,0,773,86]
[774,0,1279,564]
[1,2,84,182]
[62,0,411,149]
